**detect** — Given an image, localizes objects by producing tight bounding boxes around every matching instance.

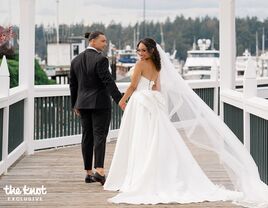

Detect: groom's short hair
[84,31,104,41]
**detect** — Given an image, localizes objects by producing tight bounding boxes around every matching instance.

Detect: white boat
[235,49,268,78]
[116,45,137,65]
[183,39,219,80]
[235,49,256,78]
[114,45,138,80]
[258,52,268,77]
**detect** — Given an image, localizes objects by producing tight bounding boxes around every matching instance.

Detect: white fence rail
[1,58,268,176]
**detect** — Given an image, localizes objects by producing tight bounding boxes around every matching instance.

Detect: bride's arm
[119,62,142,110]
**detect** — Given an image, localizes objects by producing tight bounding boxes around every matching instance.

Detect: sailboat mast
[143,0,146,37]
[56,0,60,66]
[133,28,136,49]
[262,27,265,54]
[160,23,165,50]
[256,31,259,57]
[56,0,60,44]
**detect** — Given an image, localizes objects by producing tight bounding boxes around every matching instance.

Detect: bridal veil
[157,44,268,208]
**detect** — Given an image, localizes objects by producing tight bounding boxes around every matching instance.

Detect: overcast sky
[0,0,267,27]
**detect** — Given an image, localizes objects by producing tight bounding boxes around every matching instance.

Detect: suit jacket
[69,48,122,109]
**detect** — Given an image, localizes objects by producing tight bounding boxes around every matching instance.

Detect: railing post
[0,56,9,97]
[0,56,10,174]
[211,60,219,114]
[219,0,236,90]
[219,0,236,118]
[243,57,257,151]
[19,0,36,155]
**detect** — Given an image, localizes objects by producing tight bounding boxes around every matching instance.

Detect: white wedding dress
[104,76,242,204]
[104,45,268,207]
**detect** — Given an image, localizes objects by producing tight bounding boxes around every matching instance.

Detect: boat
[114,45,138,80]
[235,49,268,78]
[182,39,219,80]
[258,51,268,77]
[235,49,257,78]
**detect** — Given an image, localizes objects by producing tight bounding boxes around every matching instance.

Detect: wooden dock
[0,139,243,208]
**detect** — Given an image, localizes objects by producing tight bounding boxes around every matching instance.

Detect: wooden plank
[0,138,243,207]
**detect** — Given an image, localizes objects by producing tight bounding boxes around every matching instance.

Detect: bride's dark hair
[137,38,161,71]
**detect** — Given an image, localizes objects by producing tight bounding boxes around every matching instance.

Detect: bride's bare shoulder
[135,60,145,67]
[133,60,144,72]
[134,61,144,71]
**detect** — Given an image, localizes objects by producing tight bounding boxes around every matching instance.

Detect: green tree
[0,54,55,88]
[32,15,268,61]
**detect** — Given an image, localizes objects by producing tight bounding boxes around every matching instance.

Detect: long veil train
[157,44,268,208]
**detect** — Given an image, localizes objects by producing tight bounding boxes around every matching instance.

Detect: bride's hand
[74,108,80,116]
[119,100,126,111]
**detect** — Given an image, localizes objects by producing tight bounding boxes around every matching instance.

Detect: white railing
[1,53,268,176]
[221,90,268,120]
[0,87,28,175]
[220,59,268,151]
[0,68,221,176]
[0,56,28,175]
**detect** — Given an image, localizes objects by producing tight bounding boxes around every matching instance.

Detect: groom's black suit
[69,48,122,170]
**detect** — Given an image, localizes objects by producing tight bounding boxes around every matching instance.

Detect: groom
[69,31,122,185]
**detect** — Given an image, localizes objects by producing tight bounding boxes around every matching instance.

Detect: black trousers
[80,108,111,170]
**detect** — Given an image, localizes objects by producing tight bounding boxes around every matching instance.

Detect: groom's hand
[74,108,80,116]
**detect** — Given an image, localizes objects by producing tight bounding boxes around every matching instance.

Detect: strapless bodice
[136,76,155,91]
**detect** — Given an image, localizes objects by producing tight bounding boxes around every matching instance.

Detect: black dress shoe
[85,175,96,183]
[92,172,106,185]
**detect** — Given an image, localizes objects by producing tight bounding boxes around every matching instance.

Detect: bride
[103,38,268,207]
